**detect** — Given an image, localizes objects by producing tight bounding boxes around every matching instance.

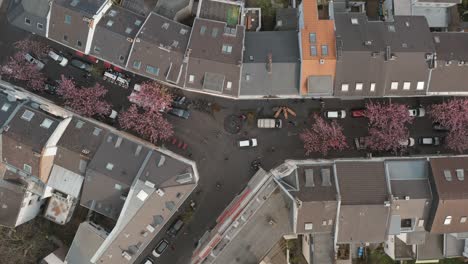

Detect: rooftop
[65,221,108,264]
[432,32,468,61]
[429,156,468,200]
[54,0,107,15]
[335,13,435,53]
[198,0,241,26]
[0,179,26,227]
[336,161,388,205]
[81,134,150,219]
[44,192,76,225]
[240,31,300,96]
[3,103,60,153]
[386,159,432,199]
[56,117,107,158]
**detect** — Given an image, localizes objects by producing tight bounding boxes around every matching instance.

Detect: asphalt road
[0,6,462,264]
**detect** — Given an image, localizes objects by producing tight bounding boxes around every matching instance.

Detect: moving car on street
[152,239,169,258]
[238,138,257,148]
[418,136,442,146]
[324,110,346,119]
[70,59,92,72]
[408,107,425,117]
[48,50,68,66]
[24,53,45,70]
[257,118,282,128]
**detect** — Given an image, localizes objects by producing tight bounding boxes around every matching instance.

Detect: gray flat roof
[65,221,108,264]
[0,179,26,227]
[214,190,293,264]
[240,31,300,96]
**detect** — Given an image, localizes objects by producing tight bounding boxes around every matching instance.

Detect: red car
[351,109,366,118]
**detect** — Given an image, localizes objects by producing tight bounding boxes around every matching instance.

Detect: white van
[48,50,68,66]
[238,138,257,148]
[257,118,282,128]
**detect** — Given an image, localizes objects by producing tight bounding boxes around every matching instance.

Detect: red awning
[87,56,98,63]
[103,62,112,68]
[113,66,123,72]
[75,51,84,57]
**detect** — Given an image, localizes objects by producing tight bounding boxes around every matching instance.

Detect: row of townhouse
[7,0,468,99]
[192,155,468,264]
[0,80,199,264]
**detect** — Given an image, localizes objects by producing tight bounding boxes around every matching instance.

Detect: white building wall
[302,234,312,264]
[384,235,396,260]
[15,191,44,226]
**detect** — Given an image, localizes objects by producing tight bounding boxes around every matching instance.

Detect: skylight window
[388,25,396,32]
[106,20,114,27]
[444,170,452,181]
[180,28,188,35]
[162,22,169,30]
[457,169,465,181]
[351,18,359,25]
[21,110,35,121]
[1,103,11,112]
[125,27,133,34]
[108,10,117,17]
[40,118,54,129]
[106,163,114,171]
[135,19,142,26]
[93,127,102,136]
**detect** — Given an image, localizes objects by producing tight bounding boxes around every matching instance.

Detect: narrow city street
[0,4,462,264]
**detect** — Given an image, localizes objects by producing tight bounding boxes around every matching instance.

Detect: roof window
[305,223,313,230]
[106,163,114,171]
[162,22,169,30]
[456,169,465,181]
[21,110,35,121]
[200,25,206,35]
[135,19,142,26]
[444,170,452,181]
[93,127,102,136]
[180,28,188,35]
[125,27,133,34]
[1,103,11,112]
[351,18,359,25]
[444,216,452,225]
[70,0,79,7]
[40,118,54,129]
[388,25,396,32]
[108,10,117,17]
[106,20,114,27]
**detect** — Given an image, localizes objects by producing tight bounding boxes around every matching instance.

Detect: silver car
[24,53,45,70]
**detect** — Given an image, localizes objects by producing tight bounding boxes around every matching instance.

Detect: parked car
[23,53,45,70]
[144,258,154,264]
[418,137,442,146]
[169,108,190,119]
[257,118,282,128]
[48,50,68,66]
[238,138,257,148]
[152,239,169,258]
[351,109,366,118]
[70,59,92,72]
[166,218,184,237]
[324,110,346,119]
[432,122,449,132]
[408,107,425,117]
[399,138,415,147]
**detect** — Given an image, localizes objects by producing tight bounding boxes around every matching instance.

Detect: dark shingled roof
[336,161,388,205]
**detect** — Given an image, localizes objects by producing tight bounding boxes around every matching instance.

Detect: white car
[238,138,258,148]
[48,50,68,66]
[324,110,346,119]
[399,138,415,147]
[408,108,425,117]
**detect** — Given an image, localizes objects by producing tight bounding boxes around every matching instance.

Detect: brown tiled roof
[429,157,468,200]
[300,0,336,95]
[336,161,389,205]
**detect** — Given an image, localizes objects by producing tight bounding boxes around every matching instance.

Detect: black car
[70,59,93,72]
[418,136,442,146]
[166,219,184,237]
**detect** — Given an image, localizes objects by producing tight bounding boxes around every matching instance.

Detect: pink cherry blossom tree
[57,75,111,118]
[128,82,173,113]
[429,98,468,153]
[0,52,46,91]
[14,39,49,59]
[119,104,174,143]
[119,82,174,143]
[364,102,414,152]
[299,114,348,156]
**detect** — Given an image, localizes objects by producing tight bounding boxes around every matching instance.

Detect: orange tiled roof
[300,0,337,95]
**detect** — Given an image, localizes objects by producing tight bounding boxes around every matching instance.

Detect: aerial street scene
[0,0,467,263]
